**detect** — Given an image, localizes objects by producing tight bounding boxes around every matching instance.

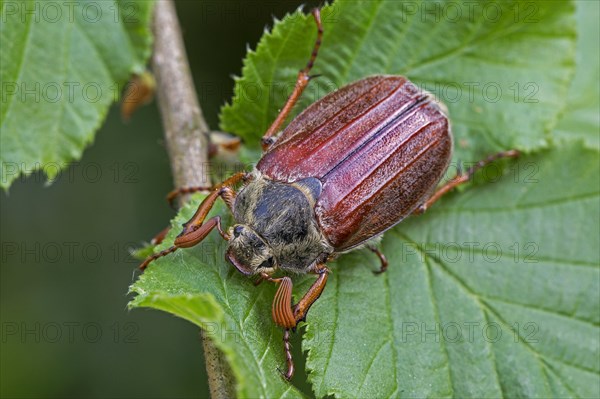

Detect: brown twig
[152,0,211,195]
[151,0,235,397]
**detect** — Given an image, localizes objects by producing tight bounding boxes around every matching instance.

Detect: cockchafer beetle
[140,9,519,380]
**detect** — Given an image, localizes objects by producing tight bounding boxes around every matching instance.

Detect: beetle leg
[268,264,330,328]
[261,8,323,151]
[139,216,228,270]
[166,186,212,208]
[292,264,329,324]
[272,277,297,329]
[414,149,520,214]
[175,215,230,247]
[140,190,224,270]
[267,265,328,381]
[257,274,295,379]
[208,131,241,158]
[150,226,171,246]
[140,172,248,270]
[281,329,294,380]
[166,171,249,208]
[368,245,389,274]
[176,172,246,235]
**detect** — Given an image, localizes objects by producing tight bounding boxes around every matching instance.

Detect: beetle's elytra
[258,75,452,250]
[140,9,518,380]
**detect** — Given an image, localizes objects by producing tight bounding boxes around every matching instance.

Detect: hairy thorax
[233,173,333,273]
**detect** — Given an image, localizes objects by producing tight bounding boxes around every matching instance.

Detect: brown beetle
[140,9,518,380]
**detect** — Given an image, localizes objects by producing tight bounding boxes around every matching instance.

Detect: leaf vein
[0,6,33,125]
[337,0,384,83]
[432,191,599,214]
[423,256,454,396]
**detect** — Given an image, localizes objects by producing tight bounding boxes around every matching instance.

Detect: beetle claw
[277,366,292,381]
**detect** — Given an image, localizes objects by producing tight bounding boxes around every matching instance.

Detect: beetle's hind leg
[414,149,520,214]
[261,9,324,151]
[262,263,329,380]
[368,245,389,274]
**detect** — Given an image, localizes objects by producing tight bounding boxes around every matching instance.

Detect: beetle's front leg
[166,186,212,208]
[291,264,329,324]
[167,186,235,210]
[148,188,235,248]
[261,9,323,151]
[139,172,248,270]
[269,264,329,329]
[267,264,329,380]
[166,172,247,208]
[139,215,229,270]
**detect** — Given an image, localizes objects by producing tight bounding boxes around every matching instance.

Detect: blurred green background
[0,1,318,397]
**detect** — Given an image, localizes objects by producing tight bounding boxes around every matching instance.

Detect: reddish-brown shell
[257,75,452,250]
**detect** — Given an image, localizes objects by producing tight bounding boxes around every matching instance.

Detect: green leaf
[0,0,154,189]
[553,0,600,150]
[131,1,595,397]
[129,197,305,399]
[220,0,576,163]
[303,143,599,398]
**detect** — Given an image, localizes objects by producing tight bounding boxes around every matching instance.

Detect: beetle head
[225,224,275,275]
